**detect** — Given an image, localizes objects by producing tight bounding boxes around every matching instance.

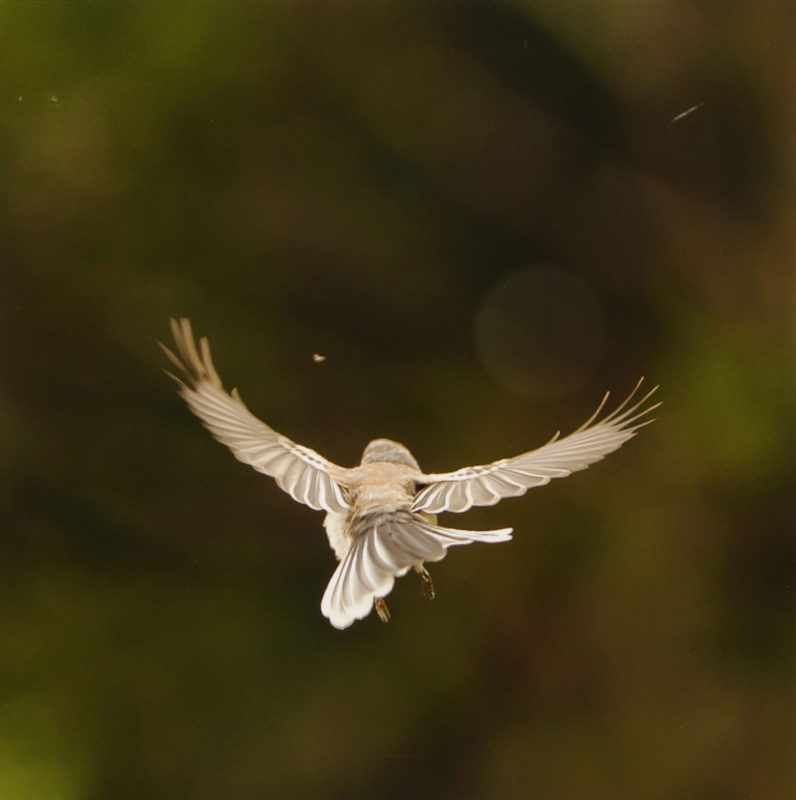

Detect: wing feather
[160,318,350,513]
[412,379,660,514]
[320,511,512,629]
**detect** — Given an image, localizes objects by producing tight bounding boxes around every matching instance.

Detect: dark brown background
[1,3,794,798]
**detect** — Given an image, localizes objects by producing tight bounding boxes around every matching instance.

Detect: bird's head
[361,438,420,470]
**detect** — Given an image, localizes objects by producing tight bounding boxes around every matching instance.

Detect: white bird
[160,318,659,630]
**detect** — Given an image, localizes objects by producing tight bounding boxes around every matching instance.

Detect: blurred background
[1,2,794,798]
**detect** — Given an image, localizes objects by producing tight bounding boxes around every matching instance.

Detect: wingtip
[161,316,228,390]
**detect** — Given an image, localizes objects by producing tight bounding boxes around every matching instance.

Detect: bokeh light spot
[474,266,606,400]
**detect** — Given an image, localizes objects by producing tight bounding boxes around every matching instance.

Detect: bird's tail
[321,509,512,629]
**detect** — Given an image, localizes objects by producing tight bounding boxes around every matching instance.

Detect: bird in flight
[160,318,659,629]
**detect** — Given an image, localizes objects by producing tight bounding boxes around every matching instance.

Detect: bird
[159,318,660,630]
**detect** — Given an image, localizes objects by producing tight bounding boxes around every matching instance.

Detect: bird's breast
[323,511,350,561]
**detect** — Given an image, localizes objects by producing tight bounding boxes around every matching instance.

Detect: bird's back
[347,460,419,517]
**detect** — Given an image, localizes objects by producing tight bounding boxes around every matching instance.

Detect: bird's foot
[374,598,391,623]
[418,566,436,601]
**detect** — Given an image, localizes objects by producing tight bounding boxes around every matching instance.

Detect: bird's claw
[375,598,391,623]
[418,566,436,601]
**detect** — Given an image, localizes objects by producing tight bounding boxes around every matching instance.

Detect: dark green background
[1,3,794,798]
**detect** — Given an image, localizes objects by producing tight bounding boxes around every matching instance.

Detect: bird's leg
[415,564,436,601]
[374,598,391,623]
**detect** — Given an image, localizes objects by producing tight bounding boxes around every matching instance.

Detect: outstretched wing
[160,317,350,513]
[412,379,660,514]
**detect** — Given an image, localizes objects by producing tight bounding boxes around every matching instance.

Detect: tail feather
[320,510,512,629]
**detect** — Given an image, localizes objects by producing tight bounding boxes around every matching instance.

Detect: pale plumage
[411,385,656,514]
[160,318,659,630]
